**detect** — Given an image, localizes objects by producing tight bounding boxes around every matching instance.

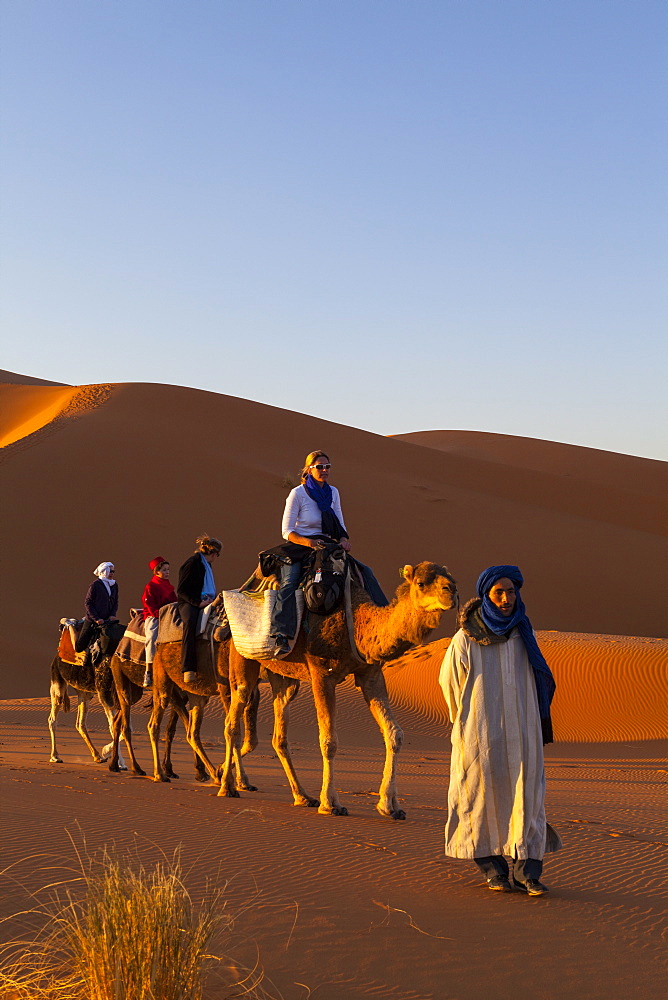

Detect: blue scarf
[200,553,216,602]
[476,565,556,727]
[303,475,347,542]
[304,474,333,511]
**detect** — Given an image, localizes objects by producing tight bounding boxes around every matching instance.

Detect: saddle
[222,585,305,661]
[57,618,125,666]
[156,600,231,646]
[115,612,147,664]
[58,619,86,666]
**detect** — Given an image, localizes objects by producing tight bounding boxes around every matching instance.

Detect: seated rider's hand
[311,539,327,550]
[199,599,210,607]
[95,619,104,625]
[340,538,351,552]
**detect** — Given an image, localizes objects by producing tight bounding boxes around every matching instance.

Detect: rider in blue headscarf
[476,565,556,744]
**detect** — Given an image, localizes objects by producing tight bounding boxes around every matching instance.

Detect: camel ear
[402,564,414,582]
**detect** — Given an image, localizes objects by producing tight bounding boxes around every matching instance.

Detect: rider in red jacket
[141,557,177,687]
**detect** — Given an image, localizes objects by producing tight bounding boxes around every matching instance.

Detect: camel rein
[344,570,369,666]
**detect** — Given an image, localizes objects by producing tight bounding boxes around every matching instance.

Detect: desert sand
[1,370,666,998]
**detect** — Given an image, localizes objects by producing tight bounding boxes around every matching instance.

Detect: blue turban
[476,565,556,736]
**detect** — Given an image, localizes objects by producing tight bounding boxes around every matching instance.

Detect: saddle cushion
[116,613,147,665]
[157,601,231,645]
[222,589,304,660]
[157,602,184,644]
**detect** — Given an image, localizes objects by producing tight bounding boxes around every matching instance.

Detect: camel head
[397,562,458,635]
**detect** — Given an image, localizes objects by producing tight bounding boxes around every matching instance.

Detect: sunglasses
[311,464,331,471]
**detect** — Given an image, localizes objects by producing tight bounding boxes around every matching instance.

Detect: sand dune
[1,377,666,700]
[0,368,68,386]
[384,633,668,743]
[391,429,667,534]
[0,383,83,447]
[1,373,666,999]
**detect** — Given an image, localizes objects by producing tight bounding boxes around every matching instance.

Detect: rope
[344,570,368,666]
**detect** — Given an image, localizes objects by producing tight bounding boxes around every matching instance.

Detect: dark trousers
[474,855,543,883]
[354,560,388,606]
[270,561,302,640]
[75,618,98,652]
[179,602,201,673]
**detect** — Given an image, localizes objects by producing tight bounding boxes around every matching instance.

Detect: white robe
[439,627,560,860]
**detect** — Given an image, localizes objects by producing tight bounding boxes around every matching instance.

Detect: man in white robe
[439,565,561,895]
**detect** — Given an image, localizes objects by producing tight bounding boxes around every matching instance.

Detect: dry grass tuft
[0,846,279,999]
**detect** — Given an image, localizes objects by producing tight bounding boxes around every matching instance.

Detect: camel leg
[219,654,260,798]
[357,668,405,820]
[183,695,223,784]
[148,684,172,783]
[268,673,318,807]
[241,685,260,756]
[100,702,127,769]
[162,705,179,778]
[215,681,255,790]
[48,661,69,763]
[311,674,347,816]
[162,706,181,780]
[74,693,107,763]
[109,674,145,776]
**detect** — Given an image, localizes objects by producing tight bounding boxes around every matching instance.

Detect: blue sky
[1,0,666,459]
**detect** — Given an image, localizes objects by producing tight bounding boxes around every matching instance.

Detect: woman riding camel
[70,561,120,658]
[177,535,222,683]
[141,556,177,688]
[269,450,386,658]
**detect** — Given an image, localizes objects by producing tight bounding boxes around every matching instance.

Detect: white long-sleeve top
[281,484,347,540]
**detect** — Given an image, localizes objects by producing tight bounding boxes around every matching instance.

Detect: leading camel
[221,561,457,818]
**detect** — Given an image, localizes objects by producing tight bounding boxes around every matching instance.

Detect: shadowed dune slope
[385,634,668,743]
[391,429,667,534]
[0,368,68,386]
[1,379,666,699]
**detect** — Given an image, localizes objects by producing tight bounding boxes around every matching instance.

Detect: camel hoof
[320,805,348,816]
[241,741,258,757]
[108,761,121,773]
[295,797,320,808]
[217,786,241,798]
[166,770,179,779]
[195,773,210,783]
[133,768,146,777]
[391,809,406,821]
[50,756,63,764]
[153,774,171,783]
[237,783,258,792]
[93,755,105,763]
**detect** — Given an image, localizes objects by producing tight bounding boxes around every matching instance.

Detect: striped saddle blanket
[115,612,147,664]
[222,588,304,661]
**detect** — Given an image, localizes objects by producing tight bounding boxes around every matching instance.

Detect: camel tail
[50,657,70,713]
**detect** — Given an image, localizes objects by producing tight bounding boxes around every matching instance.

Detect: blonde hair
[194,534,223,555]
[300,450,330,483]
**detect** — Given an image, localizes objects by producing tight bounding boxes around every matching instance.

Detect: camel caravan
[49,449,458,819]
[50,555,457,818]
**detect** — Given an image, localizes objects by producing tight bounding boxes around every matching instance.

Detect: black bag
[301,544,348,615]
